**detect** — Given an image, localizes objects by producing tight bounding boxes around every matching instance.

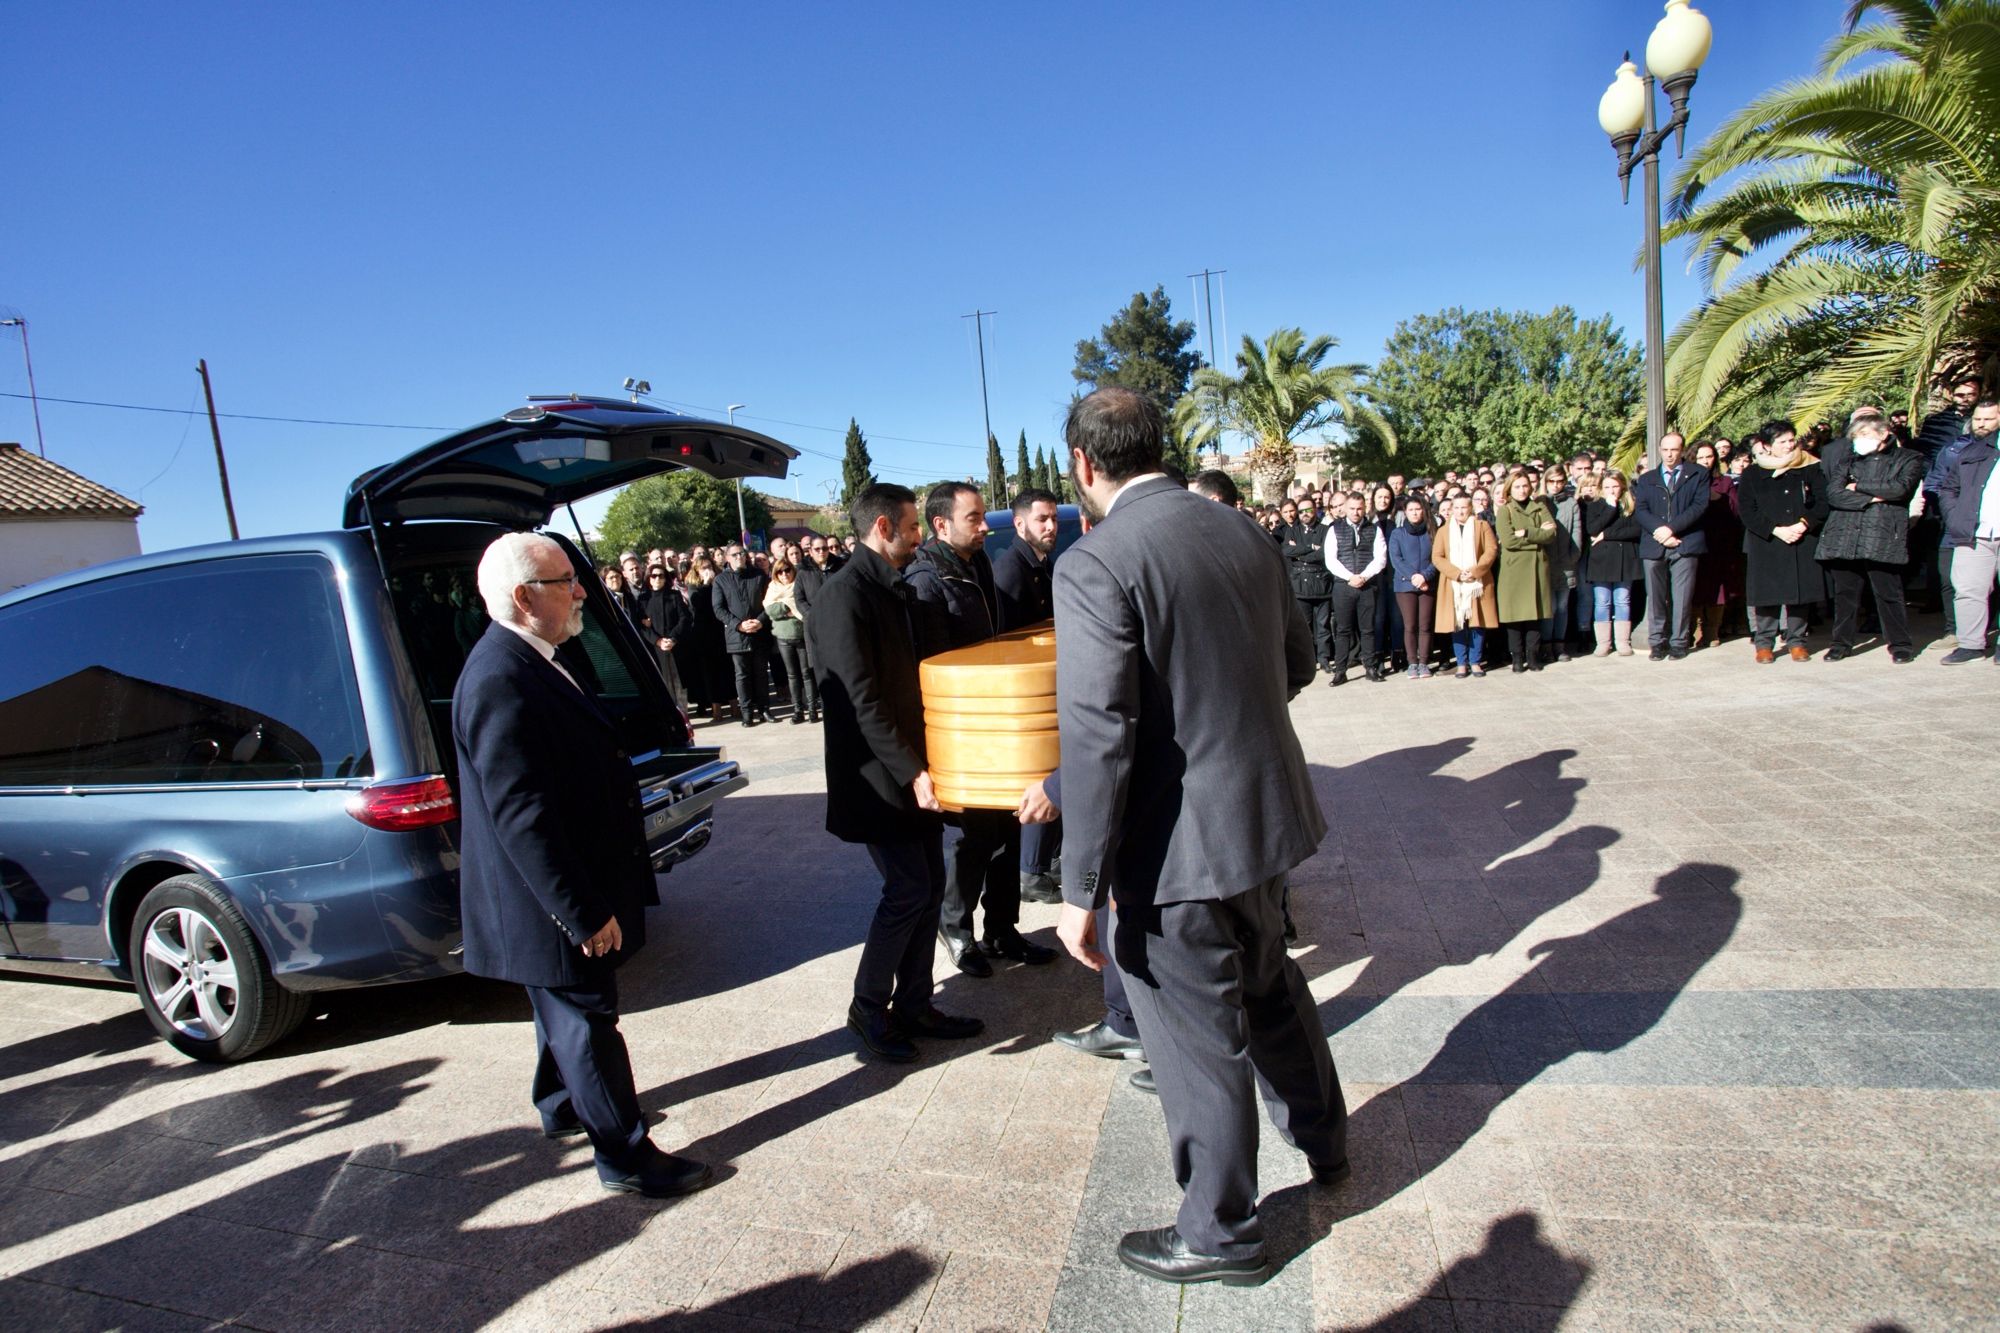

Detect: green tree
[598,471,775,554]
[1369,307,1643,473]
[983,434,1007,506]
[1073,286,1205,473]
[1655,0,2000,441]
[1013,431,1032,497]
[1175,328,1394,500]
[839,418,876,509]
[1031,445,1050,494]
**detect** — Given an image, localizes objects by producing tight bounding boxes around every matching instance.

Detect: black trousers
[729,639,771,716]
[1329,583,1376,672]
[1505,622,1543,666]
[1828,559,1911,653]
[1098,901,1138,1040]
[1295,596,1332,668]
[526,972,648,1171]
[856,831,946,1015]
[1643,555,1698,650]
[1113,877,1345,1259]
[940,808,1021,941]
[774,637,817,713]
[1021,814,1061,876]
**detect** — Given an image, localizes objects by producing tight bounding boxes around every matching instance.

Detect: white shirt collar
[1107,471,1170,514]
[498,618,559,661]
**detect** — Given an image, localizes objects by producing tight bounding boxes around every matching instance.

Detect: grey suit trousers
[1113,876,1346,1258]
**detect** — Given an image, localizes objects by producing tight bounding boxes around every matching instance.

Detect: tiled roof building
[0,442,143,519]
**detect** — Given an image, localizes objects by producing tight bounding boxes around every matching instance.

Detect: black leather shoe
[1053,1021,1145,1061]
[1116,1226,1269,1286]
[1890,648,1915,664]
[1130,1067,1157,1094]
[1309,1156,1352,1187]
[1019,873,1063,904]
[1649,646,1668,661]
[597,1143,714,1198]
[940,931,993,977]
[983,930,1056,965]
[742,715,761,728]
[1328,672,1347,687]
[1668,647,1689,660]
[846,1001,918,1063]
[890,1005,985,1040]
[790,712,804,725]
[1825,646,1852,662]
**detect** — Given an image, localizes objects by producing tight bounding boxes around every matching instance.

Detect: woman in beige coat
[1432,493,1500,678]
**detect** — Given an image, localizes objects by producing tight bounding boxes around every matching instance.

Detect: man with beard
[994,487,1064,906]
[453,534,711,1197]
[1940,399,2000,663]
[1280,498,1335,673]
[907,483,1058,976]
[1054,388,1344,1286]
[811,484,984,1061]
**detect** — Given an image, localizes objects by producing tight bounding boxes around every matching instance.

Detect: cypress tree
[839,418,875,509]
[984,433,1007,507]
[1014,431,1031,500]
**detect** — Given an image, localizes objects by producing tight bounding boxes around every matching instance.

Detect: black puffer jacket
[1817,445,1923,565]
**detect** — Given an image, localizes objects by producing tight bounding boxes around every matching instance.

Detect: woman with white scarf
[1431,494,1500,679]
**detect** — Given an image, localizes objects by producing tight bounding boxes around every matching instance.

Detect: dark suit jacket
[807,544,935,845]
[1632,464,1711,559]
[1054,478,1324,911]
[992,538,1054,631]
[711,567,771,653]
[451,623,657,990]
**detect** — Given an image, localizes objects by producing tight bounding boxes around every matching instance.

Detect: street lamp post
[1599,0,1714,470]
[726,403,748,544]
[0,317,46,457]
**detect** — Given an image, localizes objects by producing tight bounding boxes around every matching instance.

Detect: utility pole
[1188,269,1226,456]
[726,403,748,545]
[963,310,996,457]
[0,318,45,457]
[195,360,240,540]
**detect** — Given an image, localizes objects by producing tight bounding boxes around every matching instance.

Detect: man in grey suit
[1052,388,1348,1286]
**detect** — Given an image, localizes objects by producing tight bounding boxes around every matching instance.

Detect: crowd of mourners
[593,533,861,727]
[589,376,2000,716]
[1249,379,1999,678]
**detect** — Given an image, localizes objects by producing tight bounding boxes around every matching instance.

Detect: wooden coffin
[919,623,1058,811]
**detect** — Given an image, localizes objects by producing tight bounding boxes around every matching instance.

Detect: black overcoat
[451,623,657,990]
[807,545,936,845]
[992,538,1054,631]
[710,567,772,653]
[1817,446,1924,565]
[1736,461,1829,606]
[1581,500,1643,585]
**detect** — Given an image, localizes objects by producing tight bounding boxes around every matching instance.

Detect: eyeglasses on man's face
[523,575,583,589]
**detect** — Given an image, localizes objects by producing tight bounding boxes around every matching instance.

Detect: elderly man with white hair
[453,532,713,1198]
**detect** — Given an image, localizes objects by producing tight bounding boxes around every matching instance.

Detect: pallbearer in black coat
[994,487,1066,906]
[453,533,711,1198]
[809,485,984,1064]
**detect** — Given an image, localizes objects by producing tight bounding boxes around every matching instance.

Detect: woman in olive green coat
[1496,472,1556,671]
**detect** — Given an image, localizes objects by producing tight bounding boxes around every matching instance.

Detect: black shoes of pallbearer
[1019,872,1063,904]
[1054,1021,1145,1061]
[597,1142,714,1198]
[846,999,985,1063]
[983,929,1057,965]
[940,929,993,977]
[1117,1226,1270,1287]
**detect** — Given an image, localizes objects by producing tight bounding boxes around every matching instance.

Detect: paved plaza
[2,625,1997,1330]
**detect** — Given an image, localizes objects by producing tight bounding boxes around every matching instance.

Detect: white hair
[477,532,560,623]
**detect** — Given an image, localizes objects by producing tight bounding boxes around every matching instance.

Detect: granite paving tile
[0,1275,216,1331]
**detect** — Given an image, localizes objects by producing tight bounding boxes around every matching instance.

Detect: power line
[2,389,984,455]
[2,388,949,481]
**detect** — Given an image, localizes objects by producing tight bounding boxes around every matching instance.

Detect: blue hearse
[0,397,794,1061]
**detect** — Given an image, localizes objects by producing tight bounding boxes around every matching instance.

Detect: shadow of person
[1335,1212,1589,1328]
[1346,863,1742,1209]
[605,1247,939,1329]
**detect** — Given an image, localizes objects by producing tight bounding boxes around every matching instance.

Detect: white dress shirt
[499,619,583,692]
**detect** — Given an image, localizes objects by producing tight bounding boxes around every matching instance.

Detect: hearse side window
[0,555,371,785]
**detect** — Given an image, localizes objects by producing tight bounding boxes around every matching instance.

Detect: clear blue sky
[4,2,1845,553]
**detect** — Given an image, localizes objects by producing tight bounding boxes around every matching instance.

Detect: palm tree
[1174,328,1394,500]
[1655,0,2000,441]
